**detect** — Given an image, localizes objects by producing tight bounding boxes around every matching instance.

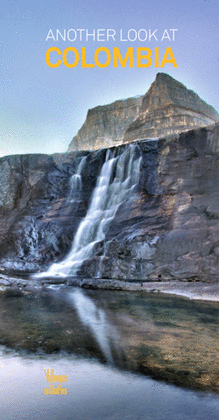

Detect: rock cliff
[0,123,218,282]
[68,96,142,151]
[68,73,219,152]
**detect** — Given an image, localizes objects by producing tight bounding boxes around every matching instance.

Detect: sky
[0,0,218,157]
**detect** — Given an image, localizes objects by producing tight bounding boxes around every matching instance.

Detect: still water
[0,286,218,419]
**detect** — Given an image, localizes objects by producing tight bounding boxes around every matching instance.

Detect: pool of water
[0,286,218,419]
[1,350,218,420]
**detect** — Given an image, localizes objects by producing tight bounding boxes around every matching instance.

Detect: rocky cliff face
[0,150,103,273]
[0,123,218,282]
[68,96,142,151]
[68,73,219,152]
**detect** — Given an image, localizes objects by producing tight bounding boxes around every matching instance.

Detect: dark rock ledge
[0,274,218,302]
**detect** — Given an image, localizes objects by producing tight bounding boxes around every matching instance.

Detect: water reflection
[1,350,218,420]
[0,286,218,393]
[69,289,121,363]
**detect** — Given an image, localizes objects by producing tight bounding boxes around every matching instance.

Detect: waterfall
[67,155,87,204]
[36,144,141,278]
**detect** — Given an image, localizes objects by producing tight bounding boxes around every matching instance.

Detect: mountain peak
[68,74,219,152]
[139,73,218,118]
[156,72,183,82]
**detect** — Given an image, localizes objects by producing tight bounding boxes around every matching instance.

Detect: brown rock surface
[68,96,142,151]
[68,73,219,152]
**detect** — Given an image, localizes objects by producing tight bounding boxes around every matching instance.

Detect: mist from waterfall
[37,144,142,278]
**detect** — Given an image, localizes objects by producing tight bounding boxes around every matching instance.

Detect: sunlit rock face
[0,123,218,282]
[68,73,219,152]
[68,97,143,151]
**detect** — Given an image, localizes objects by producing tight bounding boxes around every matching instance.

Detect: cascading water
[37,144,142,278]
[68,156,87,204]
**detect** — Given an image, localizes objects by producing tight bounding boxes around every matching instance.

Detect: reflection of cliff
[68,73,219,152]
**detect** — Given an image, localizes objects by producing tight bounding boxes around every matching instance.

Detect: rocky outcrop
[0,123,218,282]
[124,73,219,142]
[68,73,219,152]
[68,96,142,151]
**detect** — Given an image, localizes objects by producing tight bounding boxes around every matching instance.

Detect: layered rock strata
[68,96,142,151]
[68,73,219,152]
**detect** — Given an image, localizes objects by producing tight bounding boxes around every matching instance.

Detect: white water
[68,156,87,203]
[37,144,141,278]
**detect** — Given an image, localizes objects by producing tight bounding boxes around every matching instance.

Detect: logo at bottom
[44,369,67,395]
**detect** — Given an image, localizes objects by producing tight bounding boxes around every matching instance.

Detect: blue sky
[0,0,218,157]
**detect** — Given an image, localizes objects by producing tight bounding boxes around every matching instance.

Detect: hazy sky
[1,0,218,157]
